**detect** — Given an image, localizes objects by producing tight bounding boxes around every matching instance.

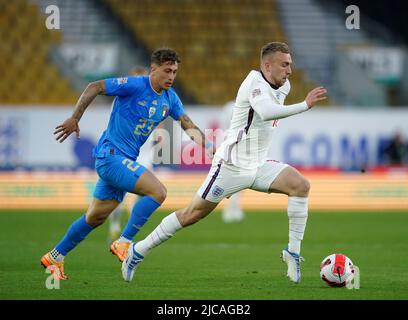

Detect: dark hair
[151,48,181,65]
[261,42,290,59]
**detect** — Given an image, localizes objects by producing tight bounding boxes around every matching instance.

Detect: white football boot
[281,248,305,284]
[122,243,144,282]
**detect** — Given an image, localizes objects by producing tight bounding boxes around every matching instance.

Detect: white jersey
[215,70,290,169]
[220,101,235,131]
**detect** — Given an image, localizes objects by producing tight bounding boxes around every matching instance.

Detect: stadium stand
[278,0,364,97]
[277,0,408,106]
[35,0,124,43]
[0,0,78,104]
[0,0,321,106]
[104,0,315,105]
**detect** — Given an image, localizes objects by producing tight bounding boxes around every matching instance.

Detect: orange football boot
[40,252,68,280]
[110,240,131,262]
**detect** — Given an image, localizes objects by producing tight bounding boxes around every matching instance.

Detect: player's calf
[177,196,217,227]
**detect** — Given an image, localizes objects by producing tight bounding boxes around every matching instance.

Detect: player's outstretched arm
[252,86,327,121]
[54,80,106,143]
[179,114,215,159]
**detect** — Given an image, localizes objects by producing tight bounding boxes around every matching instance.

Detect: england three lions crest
[212,185,224,197]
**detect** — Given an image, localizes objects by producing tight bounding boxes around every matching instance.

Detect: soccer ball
[320,253,355,287]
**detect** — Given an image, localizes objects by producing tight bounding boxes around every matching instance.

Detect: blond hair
[261,42,291,60]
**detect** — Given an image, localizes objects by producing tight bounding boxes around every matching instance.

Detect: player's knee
[151,185,167,204]
[289,177,310,197]
[85,213,106,227]
[292,177,310,197]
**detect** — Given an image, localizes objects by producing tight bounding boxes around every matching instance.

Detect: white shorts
[197,156,288,203]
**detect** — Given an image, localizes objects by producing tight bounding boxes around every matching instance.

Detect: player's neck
[149,76,163,95]
[259,70,279,90]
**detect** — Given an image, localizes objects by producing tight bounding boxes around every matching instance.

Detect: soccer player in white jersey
[121,42,327,284]
[220,101,245,223]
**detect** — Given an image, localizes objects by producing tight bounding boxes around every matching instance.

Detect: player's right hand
[305,87,327,108]
[54,117,80,143]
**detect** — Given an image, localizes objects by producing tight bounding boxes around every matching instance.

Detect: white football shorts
[197,155,288,203]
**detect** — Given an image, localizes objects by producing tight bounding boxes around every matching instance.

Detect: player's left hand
[54,117,80,143]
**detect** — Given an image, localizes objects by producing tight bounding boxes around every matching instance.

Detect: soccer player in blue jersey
[41,48,215,280]
[107,66,150,243]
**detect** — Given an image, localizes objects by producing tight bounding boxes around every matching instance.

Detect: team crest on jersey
[162,105,169,117]
[212,185,224,197]
[252,88,261,98]
[152,100,158,105]
[116,77,128,84]
[148,107,156,118]
[137,100,147,106]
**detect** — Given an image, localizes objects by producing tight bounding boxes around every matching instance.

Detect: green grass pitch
[0,209,407,300]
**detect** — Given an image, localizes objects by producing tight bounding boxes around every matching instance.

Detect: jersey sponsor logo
[148,107,156,118]
[116,77,128,84]
[137,100,147,106]
[252,88,261,98]
[212,185,224,197]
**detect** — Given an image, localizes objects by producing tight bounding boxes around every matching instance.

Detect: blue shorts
[93,143,147,203]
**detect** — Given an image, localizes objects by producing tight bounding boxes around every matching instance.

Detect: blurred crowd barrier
[1,106,408,170]
[1,105,407,211]
[0,170,407,211]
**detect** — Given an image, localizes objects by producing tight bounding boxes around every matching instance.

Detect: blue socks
[53,196,160,256]
[121,195,161,241]
[55,214,94,256]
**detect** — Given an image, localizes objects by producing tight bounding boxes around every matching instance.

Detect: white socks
[287,196,308,255]
[134,212,182,256]
[117,236,131,243]
[132,198,307,258]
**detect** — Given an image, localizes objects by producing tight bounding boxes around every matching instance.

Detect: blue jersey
[93,76,185,160]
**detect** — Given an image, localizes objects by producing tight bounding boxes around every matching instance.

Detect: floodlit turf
[0,209,407,300]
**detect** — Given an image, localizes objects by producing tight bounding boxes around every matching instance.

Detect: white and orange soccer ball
[320,253,355,287]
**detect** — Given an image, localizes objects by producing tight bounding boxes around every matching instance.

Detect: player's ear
[263,61,271,73]
[262,57,271,73]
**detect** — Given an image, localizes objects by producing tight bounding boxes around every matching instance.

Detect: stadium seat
[0,0,77,105]
[103,0,315,105]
